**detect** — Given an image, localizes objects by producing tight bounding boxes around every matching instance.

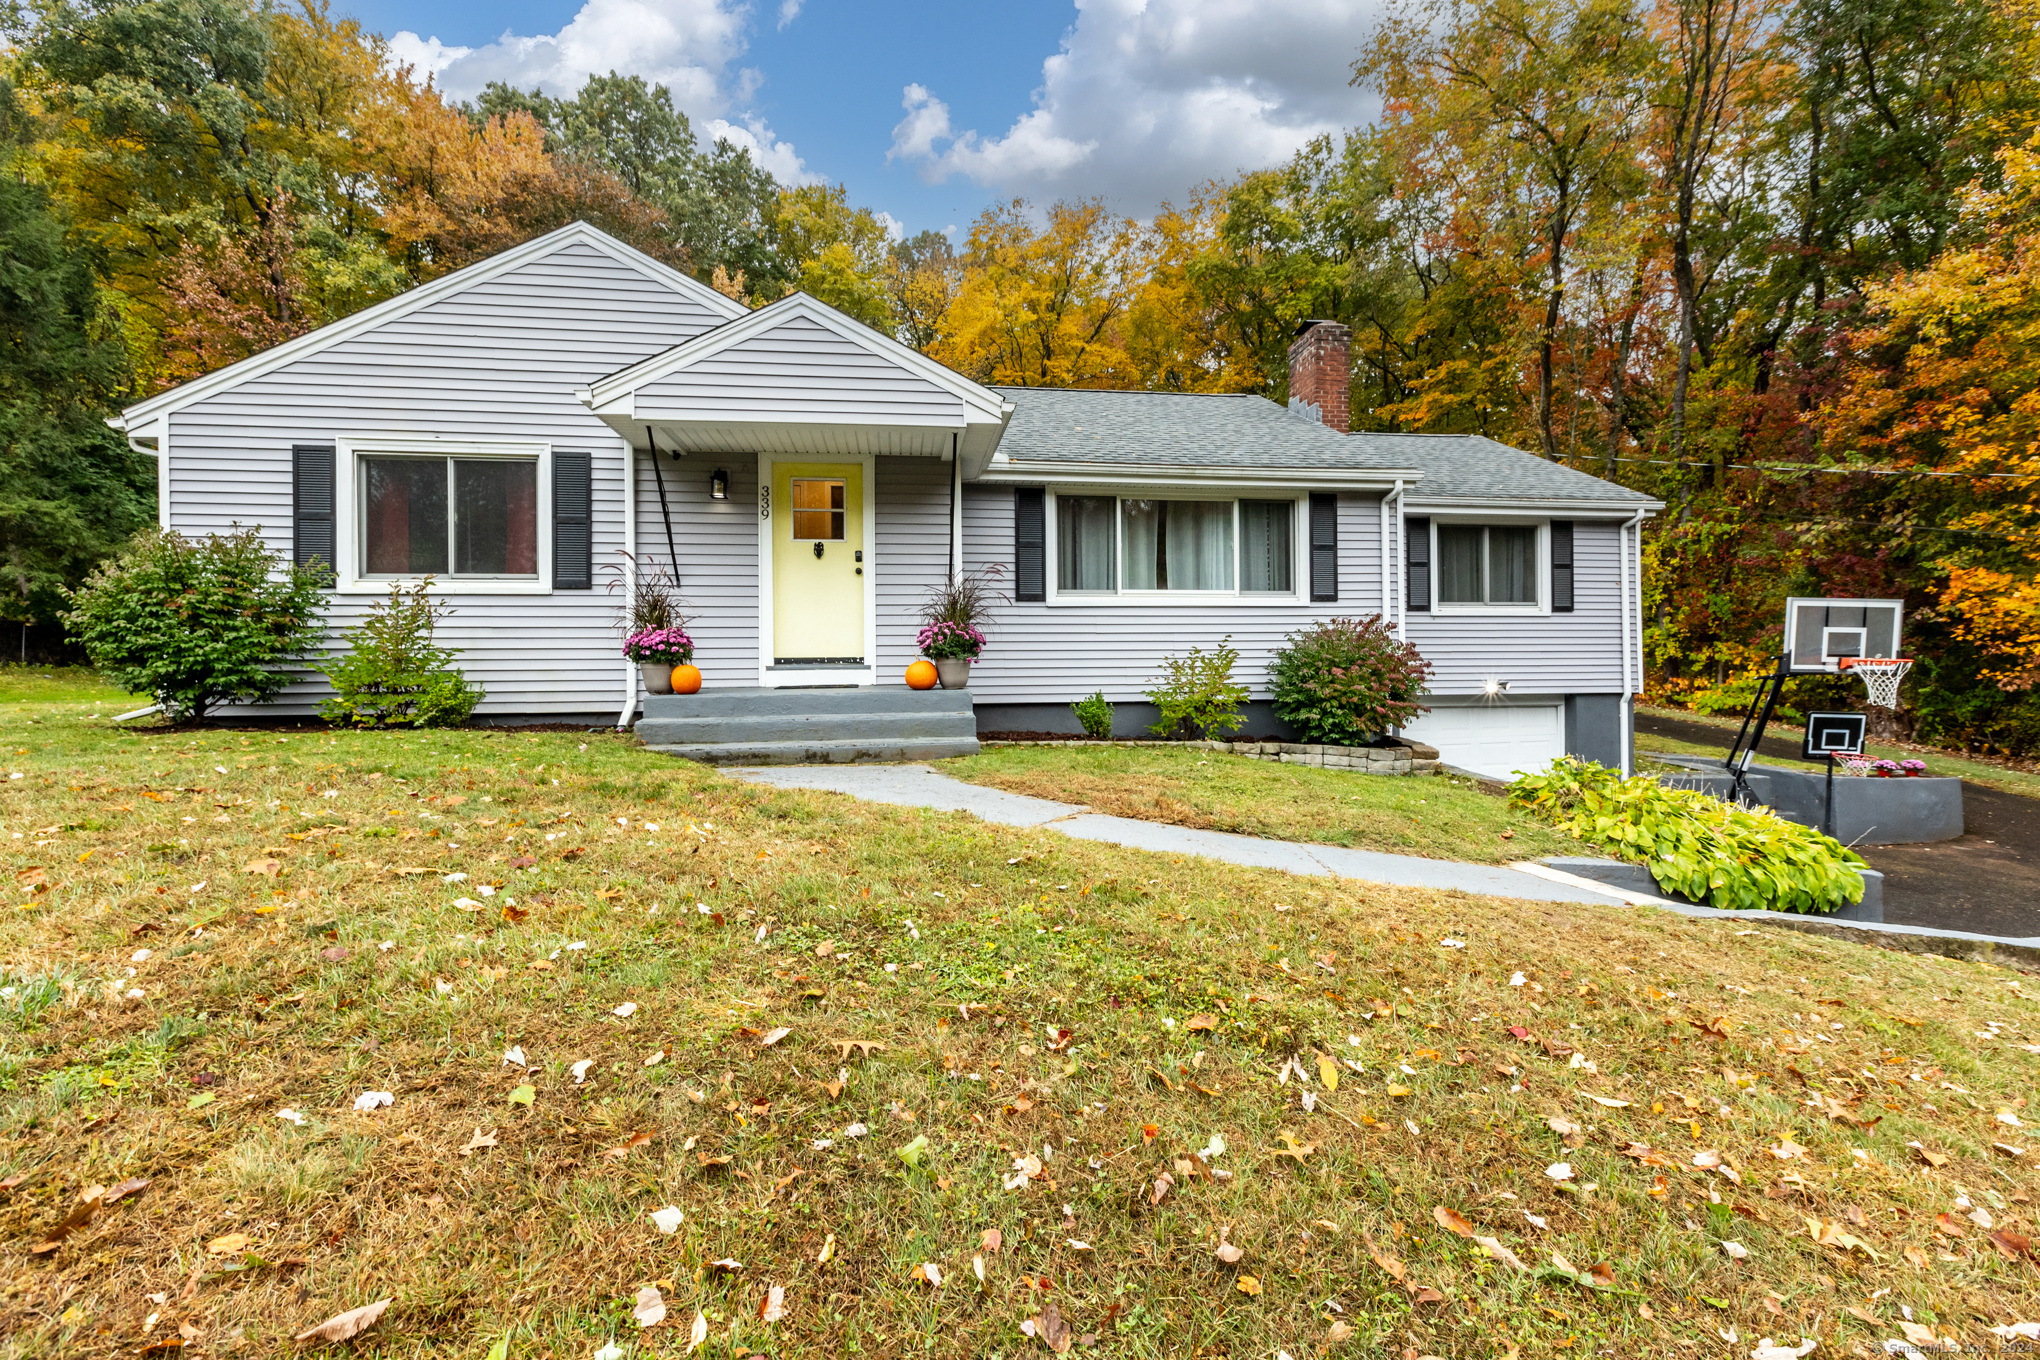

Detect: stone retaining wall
[981,738,1441,775]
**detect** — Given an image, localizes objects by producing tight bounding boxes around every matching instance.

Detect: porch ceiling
[593,414,994,470]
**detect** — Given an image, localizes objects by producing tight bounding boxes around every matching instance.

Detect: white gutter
[1619,509,1645,774]
[616,441,639,730]
[1383,478,1404,632]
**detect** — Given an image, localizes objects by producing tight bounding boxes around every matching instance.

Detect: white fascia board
[1404,495,1663,516]
[584,292,1009,423]
[118,222,742,428]
[113,413,162,455]
[973,460,1423,490]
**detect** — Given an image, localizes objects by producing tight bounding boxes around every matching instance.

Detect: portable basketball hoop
[1839,656,1912,711]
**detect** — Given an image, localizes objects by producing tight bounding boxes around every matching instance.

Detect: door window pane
[454,460,538,575]
[1122,499,1234,591]
[1437,525,1484,603]
[364,458,448,575]
[1488,525,1536,603]
[791,478,846,540]
[1056,495,1116,591]
[1239,500,1293,593]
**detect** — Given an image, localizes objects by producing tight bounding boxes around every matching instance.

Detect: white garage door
[1399,704,1565,782]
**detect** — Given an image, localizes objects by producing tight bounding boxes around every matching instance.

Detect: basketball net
[1840,657,1911,710]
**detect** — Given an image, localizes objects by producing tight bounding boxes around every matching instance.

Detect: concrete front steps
[636,686,980,765]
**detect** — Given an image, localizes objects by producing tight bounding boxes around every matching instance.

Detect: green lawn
[1638,704,2040,801]
[0,665,150,709]
[0,699,2036,1357]
[942,743,1577,864]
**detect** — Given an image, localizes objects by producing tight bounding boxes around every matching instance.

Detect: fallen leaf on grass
[1748,1340,1815,1360]
[1184,1014,1217,1033]
[1433,1206,1473,1238]
[687,1310,708,1353]
[1721,1240,1750,1260]
[1904,1246,1929,1268]
[611,1001,637,1018]
[707,1258,744,1274]
[1770,1140,1809,1161]
[816,1233,836,1265]
[1805,1216,1879,1259]
[207,1232,251,1256]
[1990,1229,2035,1259]
[242,858,280,877]
[650,1206,683,1234]
[1234,1275,1261,1296]
[459,1129,498,1156]
[1022,1302,1073,1353]
[1475,1236,1529,1273]
[604,1132,653,1160]
[353,1090,393,1112]
[505,1084,535,1107]
[1933,1213,1965,1238]
[759,1026,792,1047]
[1587,1095,1631,1108]
[1545,1162,1575,1182]
[1151,1172,1174,1206]
[632,1285,665,1328]
[759,1284,786,1322]
[1215,1227,1245,1264]
[101,1177,150,1206]
[29,1185,106,1254]
[293,1298,392,1343]
[834,1038,885,1060]
[910,1262,942,1287]
[1270,1133,1316,1162]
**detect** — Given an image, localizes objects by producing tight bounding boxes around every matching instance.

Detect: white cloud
[389,0,812,182]
[776,0,803,29]
[890,0,1383,211]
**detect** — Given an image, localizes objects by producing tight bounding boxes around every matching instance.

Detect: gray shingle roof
[994,387,1655,507]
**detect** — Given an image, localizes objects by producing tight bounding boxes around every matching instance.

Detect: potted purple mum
[624,625,695,695]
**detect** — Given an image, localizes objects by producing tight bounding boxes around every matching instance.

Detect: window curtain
[1240,500,1293,592]
[1488,526,1536,603]
[1123,500,1233,590]
[1437,525,1483,603]
[1056,495,1116,591]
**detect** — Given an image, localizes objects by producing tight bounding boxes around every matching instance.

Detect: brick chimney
[1286,319,1351,432]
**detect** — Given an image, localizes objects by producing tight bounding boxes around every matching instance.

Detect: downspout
[646,428,680,577]
[1386,479,1405,633]
[616,438,639,730]
[950,432,963,579]
[1620,510,1644,774]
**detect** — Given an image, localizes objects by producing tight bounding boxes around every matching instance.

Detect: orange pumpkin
[904,659,939,690]
[671,663,703,695]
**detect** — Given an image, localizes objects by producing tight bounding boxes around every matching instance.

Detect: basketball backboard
[1802,712,1867,758]
[1784,597,1904,674]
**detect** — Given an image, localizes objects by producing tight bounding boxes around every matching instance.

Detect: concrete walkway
[730,763,1620,905]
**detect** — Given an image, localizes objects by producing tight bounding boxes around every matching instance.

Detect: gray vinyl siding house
[114,222,1660,780]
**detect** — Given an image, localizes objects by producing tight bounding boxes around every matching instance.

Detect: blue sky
[354,0,1384,238]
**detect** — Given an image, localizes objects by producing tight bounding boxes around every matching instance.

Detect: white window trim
[1429,516,1550,616]
[1044,491,1308,606]
[335,438,554,595]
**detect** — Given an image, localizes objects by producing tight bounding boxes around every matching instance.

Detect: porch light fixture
[1482,678,1511,697]
[709,469,729,500]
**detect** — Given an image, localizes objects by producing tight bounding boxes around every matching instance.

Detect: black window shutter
[1405,515,1431,612]
[291,444,336,579]
[1014,487,1046,601]
[1550,519,1575,613]
[1308,493,1338,601]
[553,451,593,590]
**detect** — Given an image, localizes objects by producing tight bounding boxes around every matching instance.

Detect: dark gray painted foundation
[1564,694,1627,769]
[975,700,1304,741]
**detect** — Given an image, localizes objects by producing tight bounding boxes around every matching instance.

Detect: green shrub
[1269,615,1431,746]
[1145,637,1249,740]
[1071,690,1114,738]
[1508,758,1867,914]
[61,527,325,722]
[318,581,482,729]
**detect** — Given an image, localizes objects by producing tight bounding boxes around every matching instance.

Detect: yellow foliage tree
[1818,132,2040,690]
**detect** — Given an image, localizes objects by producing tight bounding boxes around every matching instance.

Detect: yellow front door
[771,462,866,664]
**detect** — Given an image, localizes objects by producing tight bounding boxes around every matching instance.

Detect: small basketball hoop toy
[1839,656,1912,711]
